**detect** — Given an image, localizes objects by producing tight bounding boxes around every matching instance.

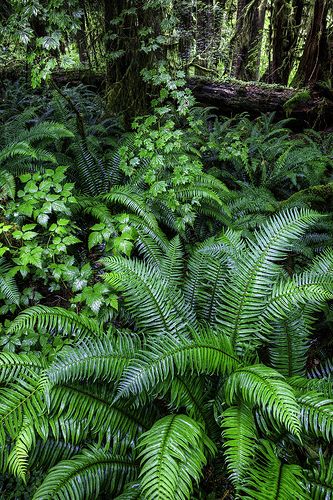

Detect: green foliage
[241,440,307,499]
[138,414,215,499]
[0,81,332,498]
[32,446,137,499]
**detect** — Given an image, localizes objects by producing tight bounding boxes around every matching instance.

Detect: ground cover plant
[0,1,333,497]
[0,79,331,499]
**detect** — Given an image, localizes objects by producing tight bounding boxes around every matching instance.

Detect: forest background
[0,1,332,499]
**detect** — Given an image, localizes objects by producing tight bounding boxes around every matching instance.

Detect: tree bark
[266,0,304,85]
[294,0,330,86]
[231,0,268,81]
[188,77,333,127]
[104,0,164,119]
[231,0,253,77]
[176,0,195,74]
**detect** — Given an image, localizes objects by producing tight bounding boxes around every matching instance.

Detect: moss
[283,89,311,115]
[190,75,296,94]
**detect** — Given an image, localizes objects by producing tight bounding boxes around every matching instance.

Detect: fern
[224,365,301,436]
[103,186,159,229]
[8,305,103,338]
[0,258,20,305]
[49,383,156,441]
[47,335,137,385]
[117,329,239,401]
[297,392,333,441]
[0,352,45,382]
[7,417,35,482]
[305,454,333,500]
[137,414,215,500]
[32,446,138,499]
[104,256,196,336]
[218,209,320,352]
[221,404,258,488]
[241,440,307,499]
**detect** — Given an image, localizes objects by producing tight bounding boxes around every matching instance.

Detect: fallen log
[187,77,333,128]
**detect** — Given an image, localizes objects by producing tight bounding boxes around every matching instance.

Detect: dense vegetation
[0,1,333,499]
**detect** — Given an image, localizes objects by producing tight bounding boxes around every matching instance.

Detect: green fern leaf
[218,208,320,352]
[242,440,307,500]
[137,414,215,500]
[117,329,239,401]
[47,335,138,385]
[225,364,301,436]
[32,446,137,500]
[7,417,35,482]
[305,454,333,500]
[103,186,159,229]
[8,305,103,339]
[221,404,258,487]
[298,392,333,441]
[104,256,195,336]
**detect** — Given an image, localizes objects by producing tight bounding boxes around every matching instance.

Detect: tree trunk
[76,18,89,66]
[231,0,253,77]
[252,0,267,80]
[176,0,195,74]
[195,0,215,70]
[104,0,164,119]
[294,0,330,86]
[231,0,268,81]
[188,77,333,127]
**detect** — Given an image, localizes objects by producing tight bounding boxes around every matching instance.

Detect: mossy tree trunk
[267,0,304,85]
[104,0,164,119]
[188,77,333,127]
[293,0,330,86]
[231,0,267,81]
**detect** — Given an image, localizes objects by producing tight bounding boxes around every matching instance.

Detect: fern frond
[29,436,81,470]
[71,141,109,195]
[267,315,311,376]
[103,256,195,336]
[8,305,103,339]
[117,329,239,401]
[49,384,154,440]
[18,121,74,143]
[196,253,228,323]
[221,404,258,488]
[104,186,159,229]
[225,365,301,436]
[76,195,114,225]
[167,375,211,425]
[159,236,184,286]
[305,454,333,500]
[137,414,215,500]
[298,392,333,441]
[218,208,320,352]
[32,446,138,500]
[41,417,88,451]
[288,376,333,397]
[47,335,138,385]
[241,440,307,500]
[7,417,35,482]
[0,351,45,382]
[0,170,16,199]
[0,373,47,446]
[0,141,38,164]
[0,258,19,304]
[173,184,229,217]
[262,274,333,326]
[127,214,168,252]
